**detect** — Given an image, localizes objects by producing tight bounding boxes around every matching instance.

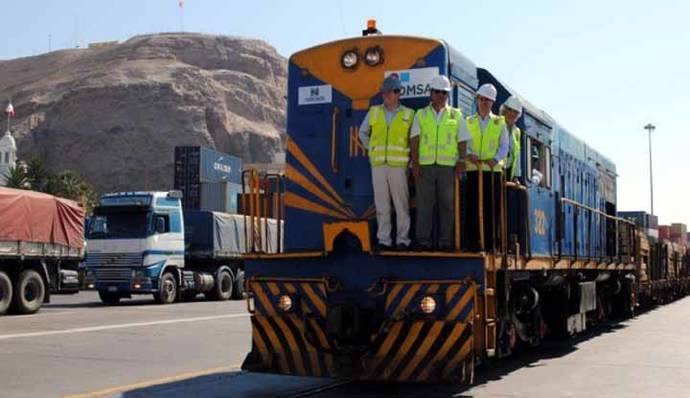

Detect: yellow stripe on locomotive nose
[291,36,442,102]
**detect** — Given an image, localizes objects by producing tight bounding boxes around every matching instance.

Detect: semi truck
[83,191,279,305]
[0,187,83,315]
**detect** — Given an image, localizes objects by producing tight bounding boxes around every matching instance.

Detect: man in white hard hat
[464,83,510,251]
[410,75,469,251]
[359,75,414,251]
[500,95,525,254]
[500,95,523,181]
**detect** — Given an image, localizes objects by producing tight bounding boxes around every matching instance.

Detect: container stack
[671,223,687,246]
[618,211,659,239]
[174,146,242,213]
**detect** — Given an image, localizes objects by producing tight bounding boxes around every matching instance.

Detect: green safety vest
[466,113,506,172]
[507,125,521,178]
[417,105,462,166]
[368,105,414,167]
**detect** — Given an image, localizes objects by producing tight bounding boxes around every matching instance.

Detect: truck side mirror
[156,217,166,234]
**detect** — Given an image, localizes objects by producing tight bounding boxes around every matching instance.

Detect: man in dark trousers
[464,83,510,252]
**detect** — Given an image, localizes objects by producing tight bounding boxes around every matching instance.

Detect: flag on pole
[5,102,15,117]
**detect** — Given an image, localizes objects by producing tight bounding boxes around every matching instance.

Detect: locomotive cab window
[526,137,551,188]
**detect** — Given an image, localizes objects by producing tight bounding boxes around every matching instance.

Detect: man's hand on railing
[454,161,465,177]
[466,154,481,167]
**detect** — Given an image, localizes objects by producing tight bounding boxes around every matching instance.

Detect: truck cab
[84,191,186,304]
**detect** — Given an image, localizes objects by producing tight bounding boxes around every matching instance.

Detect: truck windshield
[87,211,150,239]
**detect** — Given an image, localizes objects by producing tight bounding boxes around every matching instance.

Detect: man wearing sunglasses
[465,83,510,251]
[359,75,415,251]
[410,75,469,251]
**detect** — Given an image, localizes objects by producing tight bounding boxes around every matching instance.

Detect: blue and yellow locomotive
[240,22,651,384]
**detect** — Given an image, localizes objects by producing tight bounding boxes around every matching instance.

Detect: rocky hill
[0,33,287,192]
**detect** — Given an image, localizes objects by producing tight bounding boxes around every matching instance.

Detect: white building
[0,130,17,186]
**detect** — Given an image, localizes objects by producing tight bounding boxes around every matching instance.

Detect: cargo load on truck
[0,187,84,256]
[184,210,282,259]
[0,187,85,316]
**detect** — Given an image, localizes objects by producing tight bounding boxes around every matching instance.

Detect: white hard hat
[500,95,523,116]
[429,75,451,92]
[476,83,497,101]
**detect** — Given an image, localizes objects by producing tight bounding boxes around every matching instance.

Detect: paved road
[3,292,690,397]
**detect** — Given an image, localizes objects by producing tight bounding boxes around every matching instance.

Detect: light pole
[644,123,656,216]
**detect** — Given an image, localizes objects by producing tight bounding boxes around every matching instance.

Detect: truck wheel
[0,271,12,315]
[155,272,178,304]
[98,290,121,305]
[210,269,233,301]
[232,270,245,300]
[12,269,45,315]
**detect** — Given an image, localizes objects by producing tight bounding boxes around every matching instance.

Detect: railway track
[277,379,472,398]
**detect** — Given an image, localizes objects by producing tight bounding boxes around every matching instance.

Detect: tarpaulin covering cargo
[0,187,85,250]
[184,210,282,258]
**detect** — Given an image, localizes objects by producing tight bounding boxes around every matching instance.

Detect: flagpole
[179,1,184,32]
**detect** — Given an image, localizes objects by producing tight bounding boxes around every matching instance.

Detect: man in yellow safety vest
[500,95,525,254]
[500,95,523,181]
[465,83,510,251]
[359,75,414,250]
[410,75,469,251]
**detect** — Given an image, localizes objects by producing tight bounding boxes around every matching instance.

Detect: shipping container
[174,146,242,209]
[659,225,671,240]
[671,223,687,237]
[200,182,242,213]
[618,211,657,230]
[647,214,658,230]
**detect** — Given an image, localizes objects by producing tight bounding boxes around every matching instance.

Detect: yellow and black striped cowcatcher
[246,278,476,383]
[364,280,477,383]
[247,278,334,377]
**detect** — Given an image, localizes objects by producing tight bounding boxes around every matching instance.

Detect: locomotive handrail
[454,178,461,250]
[560,197,635,225]
[559,196,636,263]
[473,163,508,254]
[501,171,508,255]
[242,169,282,254]
[331,106,340,173]
[478,168,485,252]
[490,169,496,253]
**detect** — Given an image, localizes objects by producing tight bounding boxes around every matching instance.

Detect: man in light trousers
[359,76,414,250]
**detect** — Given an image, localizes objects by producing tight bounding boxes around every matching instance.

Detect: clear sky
[3,0,689,225]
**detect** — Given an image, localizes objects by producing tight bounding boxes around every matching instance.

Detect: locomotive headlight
[365,46,383,66]
[420,296,437,314]
[278,295,293,312]
[341,50,359,68]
